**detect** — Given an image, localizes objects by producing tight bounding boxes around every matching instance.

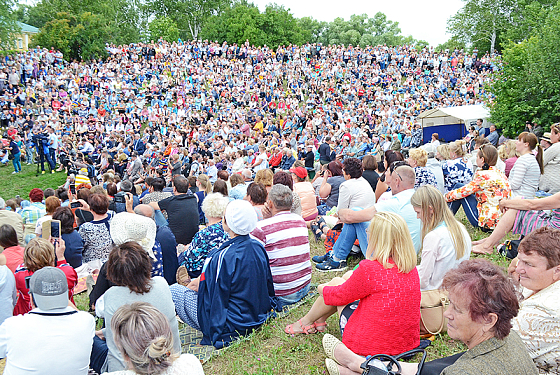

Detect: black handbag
[360,348,427,375]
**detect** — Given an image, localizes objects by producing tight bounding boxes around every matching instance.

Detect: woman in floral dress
[446,144,511,231]
[442,140,474,193]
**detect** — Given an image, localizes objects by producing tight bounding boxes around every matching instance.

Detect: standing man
[47,127,59,168]
[319,137,332,165]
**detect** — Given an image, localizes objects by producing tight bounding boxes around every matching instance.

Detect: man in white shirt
[0,266,95,375]
[315,164,422,271]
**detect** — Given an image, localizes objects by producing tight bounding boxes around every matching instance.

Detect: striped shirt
[251,211,312,296]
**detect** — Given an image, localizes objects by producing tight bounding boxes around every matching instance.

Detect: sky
[250,0,464,47]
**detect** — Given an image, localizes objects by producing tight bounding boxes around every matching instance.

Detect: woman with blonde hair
[436,144,451,161]
[286,212,420,370]
[442,140,474,193]
[254,168,274,194]
[411,186,471,291]
[407,148,436,189]
[107,302,204,375]
[500,140,519,177]
[195,174,212,225]
[509,132,543,198]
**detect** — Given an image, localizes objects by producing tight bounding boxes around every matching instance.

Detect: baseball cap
[224,200,257,235]
[29,267,68,311]
[290,166,308,179]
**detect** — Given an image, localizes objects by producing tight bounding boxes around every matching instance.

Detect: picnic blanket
[179,284,318,363]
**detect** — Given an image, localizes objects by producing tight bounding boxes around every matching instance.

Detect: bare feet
[472,243,494,255]
[471,238,487,246]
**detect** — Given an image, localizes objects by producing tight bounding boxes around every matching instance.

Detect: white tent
[417,105,492,143]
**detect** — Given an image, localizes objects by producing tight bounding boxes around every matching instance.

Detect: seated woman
[286,212,420,364]
[332,259,538,375]
[290,166,318,223]
[170,200,276,348]
[273,171,302,216]
[442,140,474,193]
[539,123,560,194]
[0,224,24,273]
[13,237,77,315]
[317,160,345,215]
[106,302,204,375]
[52,206,83,269]
[177,193,229,278]
[411,186,471,291]
[254,168,274,195]
[500,139,519,178]
[446,144,511,231]
[472,190,560,254]
[78,193,114,267]
[245,182,268,221]
[408,148,437,190]
[228,174,247,200]
[508,132,543,198]
[509,227,560,373]
[90,242,180,374]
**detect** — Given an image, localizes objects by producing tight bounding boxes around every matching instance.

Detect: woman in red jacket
[13,237,77,315]
[285,212,420,367]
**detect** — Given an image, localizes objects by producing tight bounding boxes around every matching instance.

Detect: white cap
[224,200,257,235]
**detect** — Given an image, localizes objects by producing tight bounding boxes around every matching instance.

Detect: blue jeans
[12,152,21,172]
[90,335,108,374]
[449,183,479,228]
[276,283,310,309]
[332,221,371,261]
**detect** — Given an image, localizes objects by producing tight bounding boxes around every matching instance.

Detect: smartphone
[25,275,32,290]
[70,183,76,194]
[51,219,61,238]
[70,201,82,209]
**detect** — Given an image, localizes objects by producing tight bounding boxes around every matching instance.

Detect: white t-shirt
[0,307,95,375]
[253,152,268,172]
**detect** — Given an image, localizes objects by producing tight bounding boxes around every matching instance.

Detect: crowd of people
[0,39,559,375]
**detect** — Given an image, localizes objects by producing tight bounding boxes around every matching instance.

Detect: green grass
[0,162,67,200]
[0,164,516,374]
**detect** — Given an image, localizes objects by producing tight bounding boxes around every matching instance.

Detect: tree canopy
[487,3,560,135]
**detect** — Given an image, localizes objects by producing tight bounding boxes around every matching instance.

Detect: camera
[113,195,126,204]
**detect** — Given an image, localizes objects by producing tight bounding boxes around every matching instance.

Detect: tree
[23,0,143,45]
[297,16,327,44]
[487,4,560,136]
[147,0,231,40]
[447,0,519,54]
[149,17,180,42]
[0,0,19,50]
[32,12,110,60]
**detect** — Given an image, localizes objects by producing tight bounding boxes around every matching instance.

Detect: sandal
[314,321,327,332]
[285,319,318,335]
[311,222,323,242]
[323,334,342,365]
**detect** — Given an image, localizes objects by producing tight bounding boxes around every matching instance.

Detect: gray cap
[29,267,68,310]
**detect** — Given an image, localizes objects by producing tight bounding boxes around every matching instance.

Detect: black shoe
[316,257,347,272]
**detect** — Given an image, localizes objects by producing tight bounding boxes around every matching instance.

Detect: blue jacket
[198,235,276,348]
[279,155,295,170]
